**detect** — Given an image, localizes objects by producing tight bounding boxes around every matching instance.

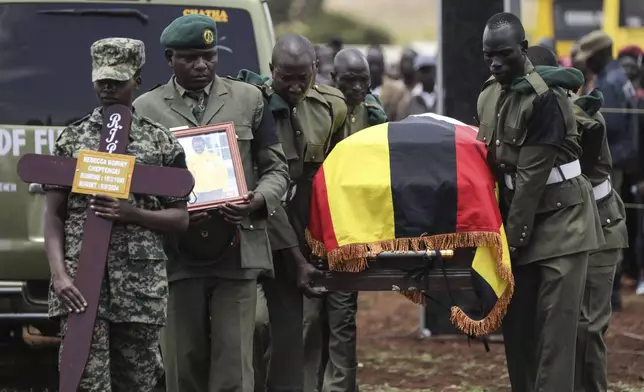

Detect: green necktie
[187,91,206,123]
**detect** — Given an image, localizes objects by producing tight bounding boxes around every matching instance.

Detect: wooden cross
[16,105,194,392]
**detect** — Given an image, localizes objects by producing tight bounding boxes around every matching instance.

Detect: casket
[311,249,475,291]
[305,113,514,337]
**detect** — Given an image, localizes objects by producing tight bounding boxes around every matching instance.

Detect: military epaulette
[69,113,91,127]
[148,83,164,92]
[265,87,290,113]
[523,72,549,96]
[365,93,388,125]
[227,74,275,104]
[226,74,261,88]
[480,76,497,92]
[139,115,168,131]
[225,75,242,84]
[56,115,89,143]
[365,93,384,109]
[313,84,346,102]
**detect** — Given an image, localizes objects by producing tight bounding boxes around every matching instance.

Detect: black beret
[160,14,217,49]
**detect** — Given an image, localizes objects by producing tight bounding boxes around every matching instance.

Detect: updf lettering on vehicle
[0,0,276,371]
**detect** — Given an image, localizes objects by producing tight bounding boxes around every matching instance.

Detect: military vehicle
[0,0,275,387]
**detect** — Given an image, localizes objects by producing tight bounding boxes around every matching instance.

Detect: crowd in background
[314,34,644,305]
[540,33,644,304]
[314,40,439,123]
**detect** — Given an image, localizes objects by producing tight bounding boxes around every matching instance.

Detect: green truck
[0,0,274,385]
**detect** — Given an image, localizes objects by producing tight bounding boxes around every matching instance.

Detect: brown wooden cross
[16,105,194,392]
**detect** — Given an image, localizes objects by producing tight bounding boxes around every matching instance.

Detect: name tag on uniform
[169,126,190,132]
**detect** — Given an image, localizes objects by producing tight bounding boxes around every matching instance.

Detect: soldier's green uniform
[254,282,271,392]
[572,89,628,392]
[45,38,188,391]
[476,60,603,392]
[133,15,289,392]
[237,70,348,392]
[303,94,387,392]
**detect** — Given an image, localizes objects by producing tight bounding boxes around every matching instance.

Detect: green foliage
[275,11,392,45]
[267,0,293,25]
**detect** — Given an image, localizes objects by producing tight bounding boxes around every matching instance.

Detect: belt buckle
[281,182,297,204]
[508,173,517,190]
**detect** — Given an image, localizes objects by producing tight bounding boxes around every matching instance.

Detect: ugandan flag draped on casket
[306,114,514,337]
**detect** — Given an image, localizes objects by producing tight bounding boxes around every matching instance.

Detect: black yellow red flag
[306,114,514,336]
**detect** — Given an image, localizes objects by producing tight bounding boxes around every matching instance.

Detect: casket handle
[366,249,454,259]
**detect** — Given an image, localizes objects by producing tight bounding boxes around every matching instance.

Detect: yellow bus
[533,0,644,59]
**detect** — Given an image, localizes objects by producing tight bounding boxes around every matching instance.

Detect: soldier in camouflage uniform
[303,47,387,392]
[43,38,190,392]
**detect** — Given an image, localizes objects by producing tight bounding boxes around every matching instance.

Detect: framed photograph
[174,122,248,211]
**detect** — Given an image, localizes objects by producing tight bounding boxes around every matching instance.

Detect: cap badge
[202,29,215,45]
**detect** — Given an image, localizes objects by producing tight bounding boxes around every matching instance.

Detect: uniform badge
[202,29,215,45]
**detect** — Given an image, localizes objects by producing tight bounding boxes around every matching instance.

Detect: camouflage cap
[160,14,217,50]
[91,38,145,82]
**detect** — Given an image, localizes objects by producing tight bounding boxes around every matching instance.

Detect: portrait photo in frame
[173,122,247,211]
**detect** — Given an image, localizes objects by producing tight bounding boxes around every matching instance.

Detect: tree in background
[268,0,391,45]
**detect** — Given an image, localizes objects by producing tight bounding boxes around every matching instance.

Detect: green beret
[160,14,217,49]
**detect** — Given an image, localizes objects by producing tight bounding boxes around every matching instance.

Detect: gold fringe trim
[305,229,327,258]
[305,228,515,337]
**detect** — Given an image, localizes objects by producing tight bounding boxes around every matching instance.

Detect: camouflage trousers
[59,317,164,392]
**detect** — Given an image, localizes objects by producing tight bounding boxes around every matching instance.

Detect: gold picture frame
[174,122,247,211]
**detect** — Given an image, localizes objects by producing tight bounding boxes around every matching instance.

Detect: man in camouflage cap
[43,37,190,391]
[134,14,289,392]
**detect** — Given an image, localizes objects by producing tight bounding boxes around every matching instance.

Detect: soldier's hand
[297,262,328,298]
[219,192,265,224]
[52,273,87,313]
[509,246,519,263]
[189,211,211,225]
[90,194,135,222]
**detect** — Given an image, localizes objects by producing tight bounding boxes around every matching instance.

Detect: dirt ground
[0,289,642,392]
[356,288,644,392]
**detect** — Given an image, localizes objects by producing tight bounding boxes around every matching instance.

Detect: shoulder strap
[69,113,91,126]
[139,115,167,130]
[524,72,549,96]
[365,94,388,125]
[314,84,345,101]
[313,84,347,132]
[480,76,497,92]
[147,83,163,93]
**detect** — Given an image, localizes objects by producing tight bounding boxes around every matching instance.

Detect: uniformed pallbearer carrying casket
[236,34,348,392]
[476,13,603,391]
[526,45,629,392]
